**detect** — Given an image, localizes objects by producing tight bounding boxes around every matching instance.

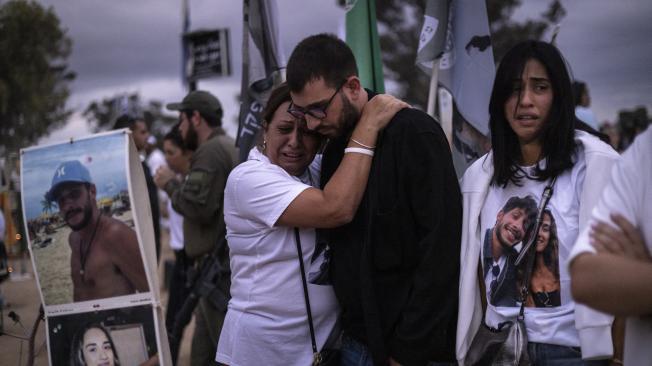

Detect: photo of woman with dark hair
[70,323,120,366]
[525,209,561,307]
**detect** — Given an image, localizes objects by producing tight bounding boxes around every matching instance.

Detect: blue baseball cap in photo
[46,160,93,202]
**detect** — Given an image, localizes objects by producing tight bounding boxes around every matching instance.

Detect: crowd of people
[150,35,649,366]
[143,35,650,366]
[1,33,650,366]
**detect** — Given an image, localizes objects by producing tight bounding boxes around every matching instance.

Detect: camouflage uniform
[164,128,237,365]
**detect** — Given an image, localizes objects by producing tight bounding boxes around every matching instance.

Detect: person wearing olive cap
[47,160,148,302]
[154,90,238,365]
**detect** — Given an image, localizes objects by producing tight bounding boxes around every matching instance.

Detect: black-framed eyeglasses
[287,80,347,120]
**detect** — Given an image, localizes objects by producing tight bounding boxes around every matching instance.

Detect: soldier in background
[155,91,237,365]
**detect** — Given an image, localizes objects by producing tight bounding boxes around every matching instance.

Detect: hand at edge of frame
[590,213,651,262]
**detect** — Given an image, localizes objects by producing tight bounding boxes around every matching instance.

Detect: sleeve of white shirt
[229,162,312,228]
[569,132,647,359]
[570,136,643,261]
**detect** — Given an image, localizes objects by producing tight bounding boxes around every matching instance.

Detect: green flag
[345,0,384,93]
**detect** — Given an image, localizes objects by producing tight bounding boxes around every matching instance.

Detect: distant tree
[375,0,566,108]
[0,0,74,155]
[487,0,565,62]
[41,195,54,216]
[83,93,177,142]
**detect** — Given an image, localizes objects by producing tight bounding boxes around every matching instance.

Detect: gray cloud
[518,0,652,122]
[36,0,651,145]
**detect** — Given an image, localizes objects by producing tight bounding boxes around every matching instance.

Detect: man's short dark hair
[500,195,538,231]
[286,33,358,92]
[113,114,147,131]
[163,123,191,152]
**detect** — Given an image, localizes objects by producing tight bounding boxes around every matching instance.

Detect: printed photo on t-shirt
[482,195,561,308]
[522,208,561,307]
[308,239,332,285]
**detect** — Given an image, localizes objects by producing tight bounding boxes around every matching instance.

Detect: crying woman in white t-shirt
[457,40,620,365]
[216,83,408,366]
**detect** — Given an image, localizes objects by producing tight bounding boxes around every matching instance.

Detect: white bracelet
[350,138,376,149]
[344,147,374,157]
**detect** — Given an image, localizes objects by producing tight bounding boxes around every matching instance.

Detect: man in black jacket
[286,34,462,366]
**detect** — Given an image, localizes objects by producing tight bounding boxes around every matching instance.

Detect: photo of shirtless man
[46,160,149,301]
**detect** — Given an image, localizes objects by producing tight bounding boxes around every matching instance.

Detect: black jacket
[319,99,462,366]
[482,229,519,307]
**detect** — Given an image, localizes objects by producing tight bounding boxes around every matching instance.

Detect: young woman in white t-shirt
[457,41,620,365]
[216,83,407,366]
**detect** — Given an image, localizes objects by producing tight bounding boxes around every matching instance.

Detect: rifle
[167,237,230,364]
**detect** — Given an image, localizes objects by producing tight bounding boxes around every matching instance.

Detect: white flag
[417,0,495,176]
[415,0,449,73]
[438,0,494,137]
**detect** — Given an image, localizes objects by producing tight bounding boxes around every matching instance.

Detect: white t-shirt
[146,148,169,229]
[480,151,586,347]
[216,148,339,366]
[570,127,652,365]
[575,106,599,130]
[166,199,184,251]
[146,148,167,174]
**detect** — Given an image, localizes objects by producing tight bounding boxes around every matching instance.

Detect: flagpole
[426,60,439,117]
[426,60,452,147]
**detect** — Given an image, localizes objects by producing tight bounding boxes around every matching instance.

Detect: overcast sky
[36,0,652,145]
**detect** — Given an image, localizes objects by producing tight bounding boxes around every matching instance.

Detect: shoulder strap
[294,228,319,356]
[477,259,488,313]
[514,176,558,318]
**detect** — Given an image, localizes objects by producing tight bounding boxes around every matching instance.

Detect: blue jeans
[527,342,610,366]
[341,334,374,366]
[340,334,454,366]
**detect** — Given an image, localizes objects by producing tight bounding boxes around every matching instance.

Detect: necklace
[79,214,102,282]
[306,168,315,187]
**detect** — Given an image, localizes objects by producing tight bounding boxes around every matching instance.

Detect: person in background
[113,115,161,261]
[145,134,170,234]
[599,123,622,152]
[154,90,237,366]
[573,81,599,131]
[570,126,652,365]
[457,40,619,365]
[0,202,7,309]
[161,125,194,364]
[145,135,168,175]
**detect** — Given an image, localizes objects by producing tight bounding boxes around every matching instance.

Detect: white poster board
[20,130,170,365]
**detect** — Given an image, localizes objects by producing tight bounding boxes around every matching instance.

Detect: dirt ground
[0,229,194,366]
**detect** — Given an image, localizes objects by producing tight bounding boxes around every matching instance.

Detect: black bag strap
[514,176,558,318]
[294,228,321,364]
